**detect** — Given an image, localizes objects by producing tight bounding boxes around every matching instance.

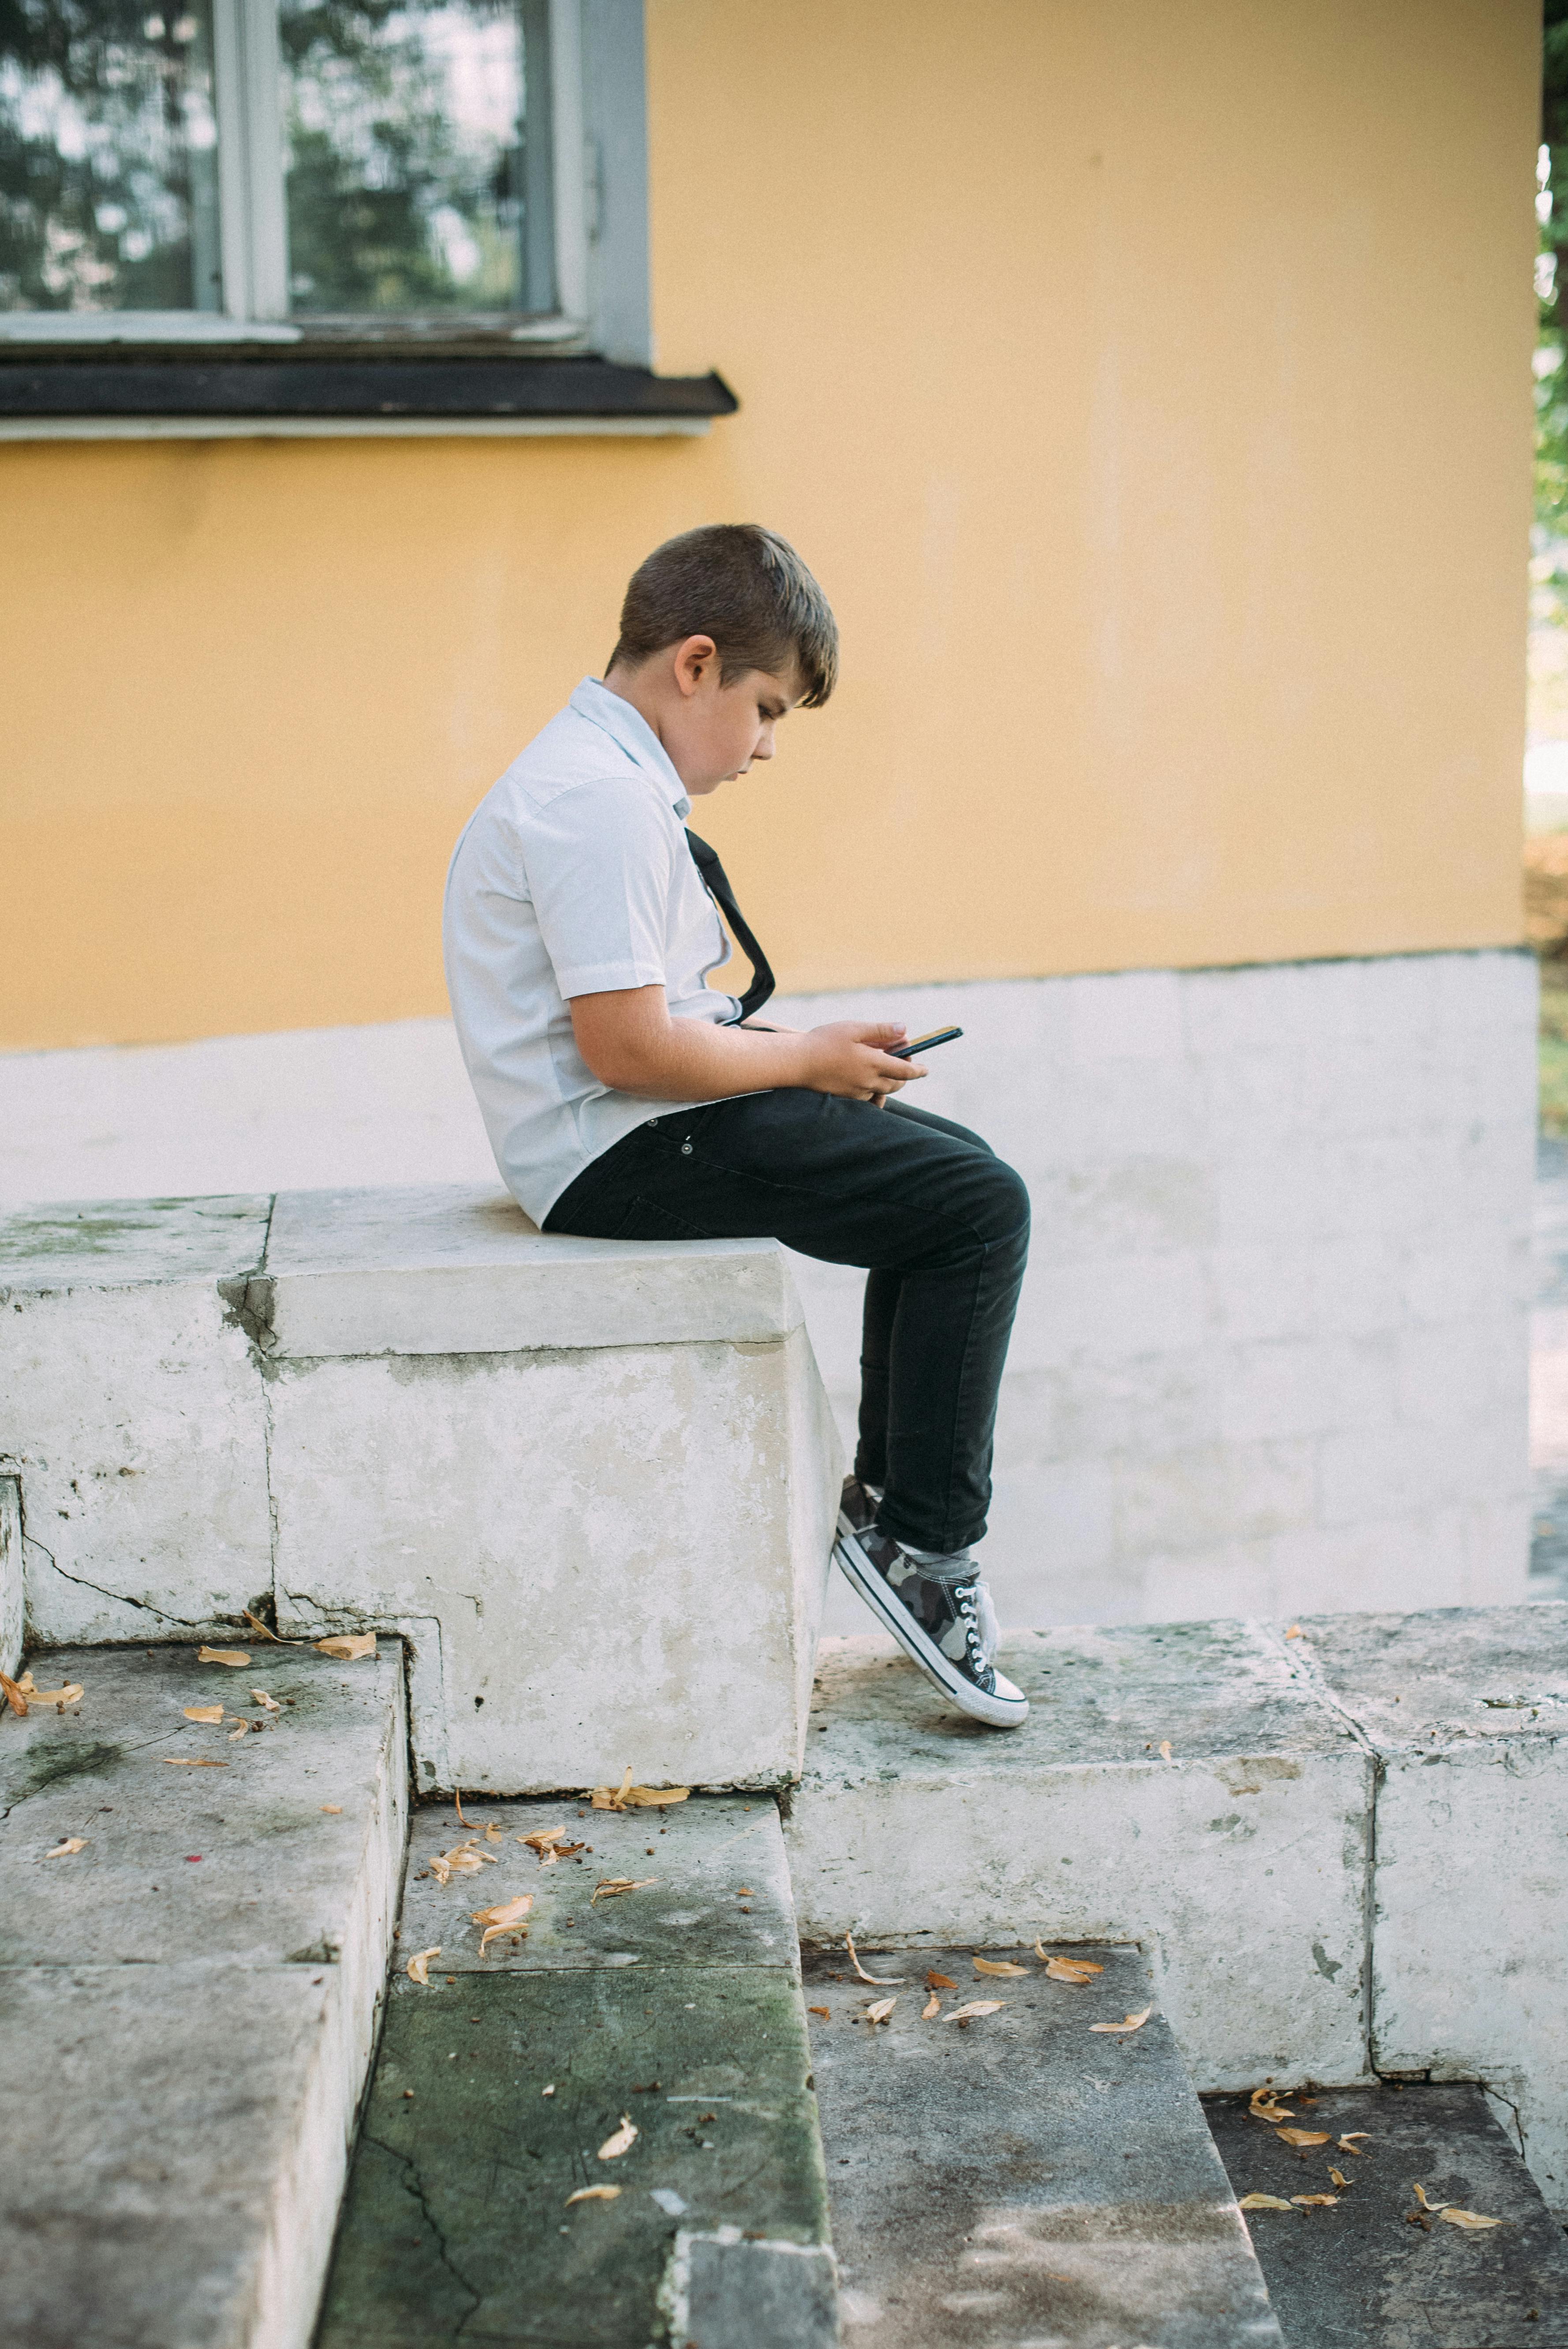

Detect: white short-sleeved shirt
[442,677,740,1223]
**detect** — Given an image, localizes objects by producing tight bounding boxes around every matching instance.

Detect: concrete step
[806,1938,1282,2349]
[316,1790,836,2349]
[0,1185,842,1794]
[1206,2082,1568,2347]
[787,1606,1568,2214]
[0,1637,407,2349]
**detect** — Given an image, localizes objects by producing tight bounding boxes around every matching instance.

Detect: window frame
[0,0,650,364]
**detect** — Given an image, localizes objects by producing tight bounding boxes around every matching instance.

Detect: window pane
[0,0,221,313]
[279,0,553,317]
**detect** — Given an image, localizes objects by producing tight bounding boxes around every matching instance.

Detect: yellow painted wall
[0,0,1538,1049]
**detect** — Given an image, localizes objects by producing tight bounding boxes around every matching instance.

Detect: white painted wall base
[0,948,1535,1627]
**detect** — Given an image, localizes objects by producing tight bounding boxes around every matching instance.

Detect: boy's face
[663,637,801,796]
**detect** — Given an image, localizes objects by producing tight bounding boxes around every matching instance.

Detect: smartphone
[887,1025,964,1061]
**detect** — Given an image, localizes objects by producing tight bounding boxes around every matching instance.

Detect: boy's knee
[975,1155,1030,1244]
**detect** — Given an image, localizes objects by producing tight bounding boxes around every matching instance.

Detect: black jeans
[544,1090,1030,1554]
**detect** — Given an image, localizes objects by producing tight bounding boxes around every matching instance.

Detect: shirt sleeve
[520,774,679,999]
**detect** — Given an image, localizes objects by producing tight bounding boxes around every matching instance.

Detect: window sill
[0,352,737,441]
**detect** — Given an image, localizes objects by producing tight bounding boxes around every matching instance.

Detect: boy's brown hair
[608,524,838,707]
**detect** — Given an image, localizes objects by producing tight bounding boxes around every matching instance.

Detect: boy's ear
[672,635,719,697]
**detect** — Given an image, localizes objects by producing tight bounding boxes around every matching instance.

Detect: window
[0,0,648,356]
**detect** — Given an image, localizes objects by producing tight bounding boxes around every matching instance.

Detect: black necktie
[684,828,776,1023]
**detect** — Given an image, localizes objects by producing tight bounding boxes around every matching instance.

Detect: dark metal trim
[0,353,738,421]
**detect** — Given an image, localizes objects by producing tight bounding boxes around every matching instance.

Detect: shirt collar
[569,676,691,818]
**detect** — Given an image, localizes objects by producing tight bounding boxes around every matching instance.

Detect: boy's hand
[800,1021,925,1102]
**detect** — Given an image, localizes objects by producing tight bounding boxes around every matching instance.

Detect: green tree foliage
[0,0,219,310]
[1540,2,1568,533]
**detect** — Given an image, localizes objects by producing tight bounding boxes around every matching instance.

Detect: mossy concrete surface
[0,1641,407,2349]
[316,1793,835,2349]
[317,1965,829,2347]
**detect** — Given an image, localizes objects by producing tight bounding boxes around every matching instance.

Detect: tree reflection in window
[280,0,553,317]
[0,0,222,313]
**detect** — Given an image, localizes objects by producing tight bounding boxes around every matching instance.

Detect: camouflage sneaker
[833,1481,1027,1730]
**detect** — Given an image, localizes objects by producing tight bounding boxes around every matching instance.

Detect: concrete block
[0,1458,20,1678]
[319,1794,834,2349]
[269,1325,840,1794]
[787,1620,1372,2090]
[0,1195,274,1639]
[0,1641,407,2349]
[1291,1604,1568,2210]
[264,1183,805,1356]
[261,1189,841,1793]
[809,1941,1282,2349]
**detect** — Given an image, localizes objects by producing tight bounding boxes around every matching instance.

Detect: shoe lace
[953,1580,990,1676]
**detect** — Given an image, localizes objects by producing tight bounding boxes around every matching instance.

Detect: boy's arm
[570,986,923,1104]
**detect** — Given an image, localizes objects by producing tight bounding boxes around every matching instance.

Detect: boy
[444,525,1030,1728]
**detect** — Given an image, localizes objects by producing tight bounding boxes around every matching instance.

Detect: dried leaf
[1293,2194,1340,2207]
[1411,2183,1445,2211]
[539,1841,587,1867]
[807,2005,831,2020]
[846,1933,905,1985]
[1,1670,29,1716]
[44,1837,86,1857]
[227,1722,253,1740]
[1034,1943,1103,1982]
[473,1893,534,1931]
[321,1804,343,1814]
[183,1705,224,1724]
[1249,2092,1296,2123]
[197,1646,251,1668]
[597,2115,638,2161]
[592,1767,635,1811]
[315,1632,376,1661]
[565,2185,620,2205]
[406,1947,441,1985]
[591,1877,657,1903]
[479,1922,529,1955]
[926,1971,957,1990]
[483,1823,505,1842]
[251,1689,281,1711]
[1090,2008,1153,2035]
[921,1993,941,2019]
[864,1998,897,2024]
[1284,1624,1305,1639]
[162,1757,228,1767]
[521,1826,570,1852]
[944,2000,1005,2022]
[1337,2132,1371,2151]
[1440,2207,1505,2229]
[454,1788,472,1825]
[973,1957,1030,1978]
[1275,2128,1331,2147]
[622,1785,690,1807]
[429,1840,496,1885]
[15,1676,84,1707]
[1159,1740,1173,1761]
[1329,2168,1350,2188]
[1238,2194,1296,2211]
[241,1611,302,1644]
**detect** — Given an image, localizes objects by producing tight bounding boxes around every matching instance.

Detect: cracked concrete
[316,1793,834,2349]
[0,1642,407,2349]
[0,1184,843,1785]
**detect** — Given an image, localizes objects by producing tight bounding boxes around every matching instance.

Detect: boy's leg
[543,1089,1028,1557]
